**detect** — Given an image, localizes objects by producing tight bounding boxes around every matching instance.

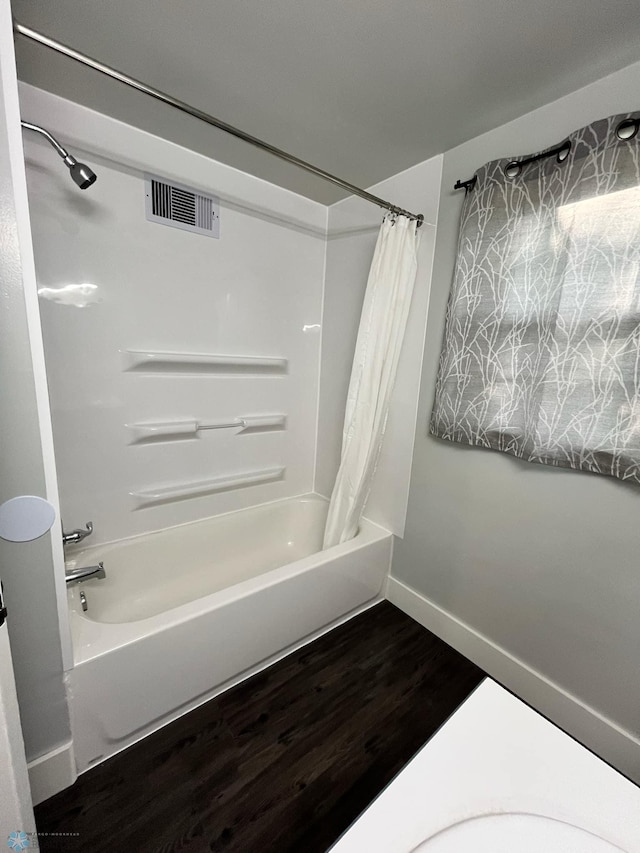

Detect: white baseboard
[386,575,640,784]
[27,740,77,805]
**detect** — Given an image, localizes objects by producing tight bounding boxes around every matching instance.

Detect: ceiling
[11,0,640,204]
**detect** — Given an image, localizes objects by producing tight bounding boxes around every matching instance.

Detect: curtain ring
[504,161,521,179]
[616,118,639,141]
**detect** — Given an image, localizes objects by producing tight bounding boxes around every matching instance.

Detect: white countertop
[330,679,640,852]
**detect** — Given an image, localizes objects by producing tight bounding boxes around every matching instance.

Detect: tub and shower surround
[66,496,392,771]
[21,83,434,788]
[23,82,326,551]
[21,82,337,783]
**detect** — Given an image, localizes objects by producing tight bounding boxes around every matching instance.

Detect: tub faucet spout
[65,562,105,585]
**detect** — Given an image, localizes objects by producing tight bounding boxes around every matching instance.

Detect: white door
[0,600,36,845]
[0,0,60,839]
[0,0,37,841]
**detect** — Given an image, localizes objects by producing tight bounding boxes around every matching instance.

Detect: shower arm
[20,120,70,160]
[20,119,98,189]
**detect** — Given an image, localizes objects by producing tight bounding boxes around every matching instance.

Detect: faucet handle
[62,521,94,547]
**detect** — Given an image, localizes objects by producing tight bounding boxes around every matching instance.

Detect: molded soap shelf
[127,415,287,444]
[121,349,288,375]
[130,466,285,508]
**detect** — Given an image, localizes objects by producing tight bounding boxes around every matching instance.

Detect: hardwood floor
[35,602,483,852]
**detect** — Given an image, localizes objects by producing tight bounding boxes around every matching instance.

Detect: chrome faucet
[62,521,93,547]
[65,562,106,585]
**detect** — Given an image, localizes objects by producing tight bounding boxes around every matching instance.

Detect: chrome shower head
[21,120,98,190]
[64,155,98,189]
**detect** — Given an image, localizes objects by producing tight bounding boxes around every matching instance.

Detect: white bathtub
[66,494,392,772]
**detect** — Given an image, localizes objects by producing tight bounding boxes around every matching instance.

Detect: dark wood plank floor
[35,602,483,852]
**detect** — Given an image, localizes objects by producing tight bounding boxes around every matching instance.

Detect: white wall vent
[144,174,220,238]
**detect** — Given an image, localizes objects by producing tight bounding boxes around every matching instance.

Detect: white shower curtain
[323,214,419,549]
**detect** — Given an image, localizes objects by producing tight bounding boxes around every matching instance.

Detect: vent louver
[144,174,220,238]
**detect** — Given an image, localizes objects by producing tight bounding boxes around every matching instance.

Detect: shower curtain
[323,214,419,549]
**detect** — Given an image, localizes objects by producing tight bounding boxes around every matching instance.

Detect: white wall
[391,59,640,780]
[20,84,326,548]
[316,156,442,535]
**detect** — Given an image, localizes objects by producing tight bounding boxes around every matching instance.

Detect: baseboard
[27,740,77,805]
[386,575,640,785]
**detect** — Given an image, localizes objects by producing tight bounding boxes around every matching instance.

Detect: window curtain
[324,215,419,549]
[430,112,640,485]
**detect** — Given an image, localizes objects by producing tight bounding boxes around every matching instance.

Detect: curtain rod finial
[454,176,478,193]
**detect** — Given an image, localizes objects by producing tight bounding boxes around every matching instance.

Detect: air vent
[144,174,220,238]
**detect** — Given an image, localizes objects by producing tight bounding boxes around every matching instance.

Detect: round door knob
[0,495,56,542]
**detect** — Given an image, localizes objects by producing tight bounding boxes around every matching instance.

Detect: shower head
[65,156,98,190]
[20,120,97,190]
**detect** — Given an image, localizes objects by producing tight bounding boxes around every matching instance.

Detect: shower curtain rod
[14,21,424,225]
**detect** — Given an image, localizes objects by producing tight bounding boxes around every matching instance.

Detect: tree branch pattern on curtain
[430,112,640,484]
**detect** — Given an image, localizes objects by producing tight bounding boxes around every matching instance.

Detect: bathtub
[66,494,392,772]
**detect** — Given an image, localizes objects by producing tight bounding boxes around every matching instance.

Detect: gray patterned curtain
[430,113,640,484]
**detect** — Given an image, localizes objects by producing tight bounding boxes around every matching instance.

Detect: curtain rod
[453,139,572,193]
[14,21,424,226]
